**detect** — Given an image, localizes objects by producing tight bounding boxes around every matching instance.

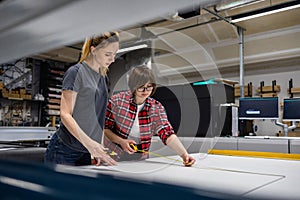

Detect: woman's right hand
[119,139,136,154]
[87,140,117,166]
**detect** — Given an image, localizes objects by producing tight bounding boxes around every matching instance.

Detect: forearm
[166,134,188,158]
[61,113,92,148]
[104,128,123,145]
[104,129,137,154]
[58,91,116,166]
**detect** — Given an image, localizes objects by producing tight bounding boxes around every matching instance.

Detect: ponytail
[79,38,92,63]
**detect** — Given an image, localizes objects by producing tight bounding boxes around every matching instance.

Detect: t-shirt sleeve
[62,65,80,92]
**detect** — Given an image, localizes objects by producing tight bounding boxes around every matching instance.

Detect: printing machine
[0,127,55,162]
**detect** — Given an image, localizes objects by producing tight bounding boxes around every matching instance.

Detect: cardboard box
[234,85,252,97]
[276,131,300,137]
[24,94,32,100]
[257,85,281,93]
[2,91,8,98]
[19,88,26,94]
[288,132,300,137]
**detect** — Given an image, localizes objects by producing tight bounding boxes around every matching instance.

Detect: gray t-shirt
[57,62,108,152]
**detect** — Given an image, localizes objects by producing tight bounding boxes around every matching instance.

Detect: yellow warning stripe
[208,149,300,161]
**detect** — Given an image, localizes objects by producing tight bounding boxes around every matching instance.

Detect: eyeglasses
[136,85,154,92]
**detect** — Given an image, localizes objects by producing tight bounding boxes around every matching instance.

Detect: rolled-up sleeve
[105,98,116,130]
[152,103,175,145]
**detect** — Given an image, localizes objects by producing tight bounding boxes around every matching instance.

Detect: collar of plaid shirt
[128,91,151,111]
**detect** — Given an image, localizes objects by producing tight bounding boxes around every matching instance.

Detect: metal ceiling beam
[202,7,246,30]
[0,0,223,64]
[202,7,245,95]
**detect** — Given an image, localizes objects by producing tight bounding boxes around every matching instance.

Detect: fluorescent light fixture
[216,0,264,12]
[117,44,148,54]
[231,1,300,23]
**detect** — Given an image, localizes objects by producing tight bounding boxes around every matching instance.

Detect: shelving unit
[234,82,253,97]
[256,80,280,97]
[0,98,44,126]
[0,59,39,126]
[40,61,66,127]
[288,78,300,98]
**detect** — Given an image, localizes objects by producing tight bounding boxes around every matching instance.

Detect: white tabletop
[63,153,300,200]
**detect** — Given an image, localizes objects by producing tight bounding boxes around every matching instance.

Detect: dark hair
[128,65,157,96]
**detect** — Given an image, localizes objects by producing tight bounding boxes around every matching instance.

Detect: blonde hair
[80,31,119,76]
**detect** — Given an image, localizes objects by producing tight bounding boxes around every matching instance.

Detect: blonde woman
[45,32,119,166]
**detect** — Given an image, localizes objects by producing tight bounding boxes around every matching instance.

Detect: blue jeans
[44,133,91,166]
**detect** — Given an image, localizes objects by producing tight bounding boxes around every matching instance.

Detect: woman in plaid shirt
[104,65,195,166]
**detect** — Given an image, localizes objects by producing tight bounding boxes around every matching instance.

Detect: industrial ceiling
[0,0,299,79]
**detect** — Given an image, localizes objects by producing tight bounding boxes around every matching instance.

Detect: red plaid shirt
[104,91,175,160]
